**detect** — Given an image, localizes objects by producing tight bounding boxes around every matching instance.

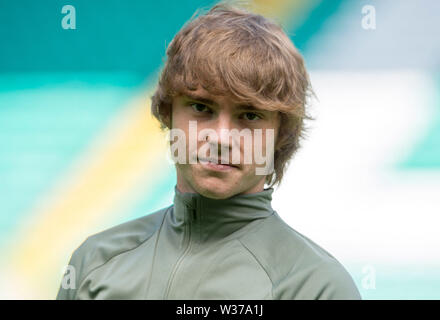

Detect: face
[170,85,280,199]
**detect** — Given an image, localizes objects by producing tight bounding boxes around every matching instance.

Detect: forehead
[178,85,237,103]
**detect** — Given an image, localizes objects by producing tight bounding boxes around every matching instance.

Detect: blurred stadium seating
[0,0,439,299]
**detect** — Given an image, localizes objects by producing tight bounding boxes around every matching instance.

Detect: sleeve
[276,259,362,300]
[55,239,90,300]
[310,260,362,300]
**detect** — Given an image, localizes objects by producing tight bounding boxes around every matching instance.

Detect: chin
[192,178,239,199]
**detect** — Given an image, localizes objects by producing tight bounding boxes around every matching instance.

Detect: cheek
[262,128,277,152]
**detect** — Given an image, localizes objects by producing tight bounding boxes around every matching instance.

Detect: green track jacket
[56,186,361,299]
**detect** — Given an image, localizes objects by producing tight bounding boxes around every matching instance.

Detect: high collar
[170,185,275,244]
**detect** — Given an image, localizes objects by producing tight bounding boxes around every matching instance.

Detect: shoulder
[239,212,361,299]
[78,205,168,265]
[57,205,170,299]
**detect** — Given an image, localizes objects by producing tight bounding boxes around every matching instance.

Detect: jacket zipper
[163,206,196,299]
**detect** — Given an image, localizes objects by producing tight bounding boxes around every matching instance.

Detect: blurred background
[0,0,439,299]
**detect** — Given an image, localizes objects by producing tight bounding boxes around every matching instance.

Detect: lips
[198,158,240,169]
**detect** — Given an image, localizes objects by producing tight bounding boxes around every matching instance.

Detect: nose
[204,114,234,153]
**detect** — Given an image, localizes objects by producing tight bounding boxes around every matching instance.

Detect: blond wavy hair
[151,1,314,188]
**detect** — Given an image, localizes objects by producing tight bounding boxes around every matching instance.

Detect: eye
[242,112,262,121]
[190,103,211,113]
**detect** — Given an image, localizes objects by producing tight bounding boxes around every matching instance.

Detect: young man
[56,3,361,300]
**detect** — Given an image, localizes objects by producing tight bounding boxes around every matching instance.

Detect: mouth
[198,158,240,171]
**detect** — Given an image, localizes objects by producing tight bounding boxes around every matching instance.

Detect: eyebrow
[181,92,264,112]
